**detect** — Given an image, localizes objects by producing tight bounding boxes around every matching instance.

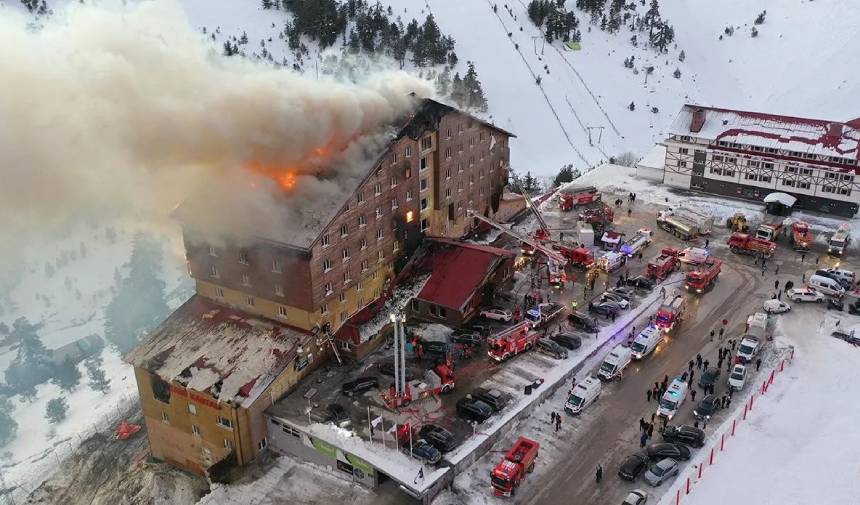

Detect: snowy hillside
[180,0,860,176]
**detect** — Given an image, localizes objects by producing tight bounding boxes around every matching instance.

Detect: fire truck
[685,257,721,294]
[487,322,540,362]
[620,228,652,257]
[383,364,455,408]
[727,232,776,259]
[755,220,785,242]
[560,186,600,211]
[490,437,540,497]
[578,203,614,233]
[790,221,813,251]
[646,248,679,280]
[655,293,686,332]
[563,246,595,269]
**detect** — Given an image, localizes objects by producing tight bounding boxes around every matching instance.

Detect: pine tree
[0,396,17,447]
[522,171,537,193]
[462,62,488,112]
[751,26,758,37]
[436,67,452,96]
[450,72,466,107]
[52,357,82,392]
[45,397,68,424]
[673,67,681,78]
[628,101,636,111]
[678,49,685,62]
[754,10,766,25]
[553,164,575,187]
[86,357,111,394]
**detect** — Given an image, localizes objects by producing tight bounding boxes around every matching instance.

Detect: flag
[371,416,384,428]
[387,423,398,434]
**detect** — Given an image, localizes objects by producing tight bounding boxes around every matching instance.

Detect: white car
[600,291,630,309]
[787,287,826,303]
[763,299,791,314]
[622,490,649,505]
[479,307,512,322]
[728,364,747,391]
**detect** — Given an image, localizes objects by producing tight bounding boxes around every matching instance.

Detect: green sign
[311,436,337,459]
[346,453,374,476]
[565,40,582,51]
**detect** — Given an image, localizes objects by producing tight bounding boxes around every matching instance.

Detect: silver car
[643,458,679,486]
[622,490,649,505]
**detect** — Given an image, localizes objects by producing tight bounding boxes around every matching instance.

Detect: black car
[626,276,655,290]
[470,387,512,412]
[588,301,622,317]
[450,330,483,347]
[568,312,599,333]
[456,397,494,423]
[661,425,706,448]
[609,286,636,300]
[418,340,449,361]
[646,442,691,461]
[418,424,459,453]
[377,362,416,381]
[618,451,649,480]
[698,367,721,389]
[405,439,442,465]
[693,395,722,420]
[467,324,491,336]
[342,376,379,397]
[325,403,351,426]
[551,332,582,350]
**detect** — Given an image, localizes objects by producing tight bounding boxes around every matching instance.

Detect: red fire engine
[646,248,679,280]
[655,293,686,332]
[490,437,540,497]
[685,257,721,294]
[727,232,776,258]
[487,322,539,362]
[382,363,455,408]
[790,221,813,251]
[560,186,600,211]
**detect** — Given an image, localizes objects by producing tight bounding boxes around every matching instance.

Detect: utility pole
[531,36,545,56]
[586,126,605,147]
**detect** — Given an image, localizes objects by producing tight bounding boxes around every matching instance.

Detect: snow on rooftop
[637,144,667,169]
[356,274,430,342]
[126,295,310,406]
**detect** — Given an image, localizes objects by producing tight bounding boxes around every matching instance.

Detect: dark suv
[551,332,582,350]
[456,397,494,423]
[342,376,379,397]
[618,451,649,480]
[661,425,705,448]
[568,312,599,333]
[470,387,512,412]
[450,330,483,347]
[418,424,459,453]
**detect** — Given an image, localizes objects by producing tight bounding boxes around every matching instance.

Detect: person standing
[774,279,780,291]
[719,327,725,339]
[640,431,648,447]
[556,415,562,432]
[596,464,603,483]
[755,357,762,371]
[551,411,557,424]
[691,389,697,402]
[647,389,653,402]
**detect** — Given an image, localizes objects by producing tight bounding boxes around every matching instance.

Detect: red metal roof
[417,240,513,311]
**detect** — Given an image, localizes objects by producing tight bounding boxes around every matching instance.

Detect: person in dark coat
[703,360,709,369]
[639,418,646,431]
[556,416,562,432]
[647,423,654,438]
[755,357,762,371]
[696,354,703,368]
[596,465,603,483]
[647,389,653,402]
[719,327,725,338]
[640,431,648,447]
[774,280,780,290]
[691,389,697,402]
[726,397,732,408]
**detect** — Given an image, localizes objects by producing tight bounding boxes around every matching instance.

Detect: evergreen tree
[52,357,82,393]
[553,164,575,187]
[628,101,636,111]
[0,396,16,447]
[754,10,766,25]
[645,0,661,35]
[436,67,452,96]
[678,49,685,62]
[462,62,488,112]
[450,72,466,107]
[45,397,68,424]
[651,22,674,52]
[673,67,681,78]
[522,171,538,193]
[86,357,111,394]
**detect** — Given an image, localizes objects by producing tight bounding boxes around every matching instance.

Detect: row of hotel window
[160,409,268,451]
[208,263,382,300]
[676,155,855,182]
[677,138,856,166]
[706,167,851,195]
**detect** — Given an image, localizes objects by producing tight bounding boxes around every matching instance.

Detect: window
[458,161,463,172]
[681,135,692,142]
[469,156,475,167]
[192,425,201,436]
[372,271,379,280]
[751,145,763,152]
[439,307,448,317]
[445,148,451,159]
[322,234,330,247]
[458,181,463,192]
[458,142,464,153]
[405,145,412,158]
[320,303,329,315]
[759,175,771,183]
[405,166,412,179]
[822,185,836,193]
[242,274,251,286]
[161,412,169,424]
[274,283,284,296]
[393,241,400,252]
[679,148,689,155]
[391,197,398,210]
[390,175,397,187]
[745,173,758,181]
[726,157,737,164]
[217,416,233,430]
[445,166,451,179]
[804,152,816,159]
[420,178,428,191]
[258,438,268,451]
[208,245,217,257]
[421,136,432,150]
[278,305,288,317]
[188,403,197,415]
[239,251,249,265]
[406,190,413,201]
[342,248,350,262]
[411,299,419,311]
[420,157,428,171]
[339,292,346,303]
[470,136,475,147]
[357,191,365,204]
[214,286,224,298]
[323,259,332,272]
[801,168,813,175]
[392,151,398,163]
[246,296,255,307]
[842,174,854,181]
[376,228,384,241]
[679,161,688,168]
[377,250,384,262]
[224,439,233,449]
[446,187,452,198]
[406,210,414,223]
[324,282,333,295]
[430,305,438,316]
[374,183,382,195]
[826,172,837,180]
[785,166,797,174]
[421,198,428,211]
[763,162,774,170]
[782,179,795,187]
[839,188,852,196]
[361,259,369,271]
[357,281,363,291]
[340,223,349,237]
[376,207,383,219]
[360,238,368,250]
[748,161,760,168]
[713,155,724,162]
[343,270,351,284]
[446,127,452,138]
[469,174,475,185]
[797,182,810,189]
[271,258,282,273]
[209,265,219,278]
[458,123,464,133]
[421,218,430,231]
[356,215,366,228]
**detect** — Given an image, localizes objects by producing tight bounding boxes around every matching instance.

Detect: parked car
[418,424,459,453]
[325,403,350,427]
[787,287,826,303]
[643,458,679,486]
[609,286,636,300]
[646,443,691,461]
[467,324,491,336]
[450,330,483,347]
[618,451,650,481]
[470,387,512,412]
[536,338,569,359]
[626,276,656,290]
[406,439,441,465]
[551,332,582,350]
[377,362,416,381]
[417,340,449,361]
[728,364,747,391]
[588,301,622,318]
[622,490,649,505]
[832,327,859,344]
[456,397,495,423]
[697,367,720,389]
[815,268,853,289]
[600,291,630,309]
[693,395,721,420]
[763,299,791,314]
[342,376,379,397]
[661,425,705,447]
[568,311,599,333]
[479,307,513,322]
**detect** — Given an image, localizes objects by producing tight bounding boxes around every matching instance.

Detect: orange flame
[245,145,334,191]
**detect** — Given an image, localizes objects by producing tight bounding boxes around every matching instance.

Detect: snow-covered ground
[664,310,860,505]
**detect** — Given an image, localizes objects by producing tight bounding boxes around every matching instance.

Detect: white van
[630,326,663,360]
[564,376,602,415]
[657,378,688,420]
[736,336,761,363]
[745,312,768,339]
[597,345,632,381]
[808,274,846,297]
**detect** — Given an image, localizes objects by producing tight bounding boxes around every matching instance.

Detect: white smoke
[0,0,432,278]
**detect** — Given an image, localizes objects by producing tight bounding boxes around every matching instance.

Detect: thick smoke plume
[0,0,432,261]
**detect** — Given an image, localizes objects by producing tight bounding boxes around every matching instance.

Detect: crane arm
[467,210,567,265]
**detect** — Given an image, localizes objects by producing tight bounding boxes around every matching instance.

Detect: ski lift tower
[390,313,407,399]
